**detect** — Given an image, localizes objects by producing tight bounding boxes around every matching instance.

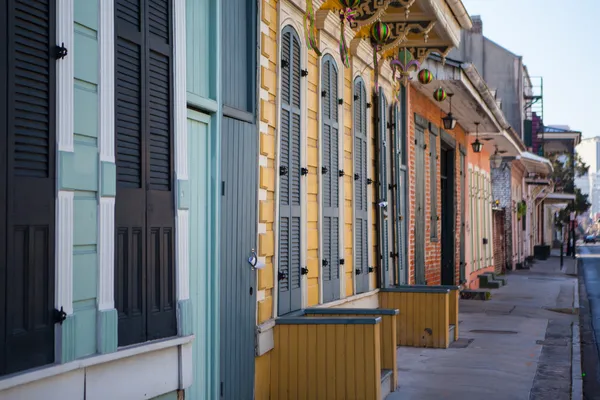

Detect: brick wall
[492,209,505,274]
[491,162,512,270]
[408,87,468,286]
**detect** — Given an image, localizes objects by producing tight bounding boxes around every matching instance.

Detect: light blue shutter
[354,78,369,293]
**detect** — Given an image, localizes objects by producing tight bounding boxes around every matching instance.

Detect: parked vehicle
[585,235,596,243]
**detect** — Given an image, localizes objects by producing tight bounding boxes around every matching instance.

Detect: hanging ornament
[391,48,420,86]
[418,69,433,85]
[338,3,357,68]
[370,21,391,91]
[433,87,447,102]
[303,0,321,56]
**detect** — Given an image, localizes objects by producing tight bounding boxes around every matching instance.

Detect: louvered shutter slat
[148,51,171,190]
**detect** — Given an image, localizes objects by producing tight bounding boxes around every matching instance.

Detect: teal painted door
[277,26,302,315]
[321,55,340,303]
[353,78,369,293]
[187,111,219,400]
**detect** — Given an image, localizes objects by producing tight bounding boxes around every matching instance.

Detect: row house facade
[0,0,241,398]
[0,1,559,400]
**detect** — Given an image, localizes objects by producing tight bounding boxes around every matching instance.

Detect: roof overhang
[316,0,470,64]
[412,57,524,156]
[544,192,577,202]
[516,151,554,176]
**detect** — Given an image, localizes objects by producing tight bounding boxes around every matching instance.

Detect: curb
[572,322,583,400]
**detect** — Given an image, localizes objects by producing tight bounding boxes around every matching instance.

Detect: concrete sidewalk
[388,257,579,400]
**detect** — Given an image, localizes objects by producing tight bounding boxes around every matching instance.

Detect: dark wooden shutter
[414,115,426,284]
[321,56,340,303]
[393,103,408,285]
[115,0,176,347]
[278,27,302,315]
[429,126,438,239]
[353,78,369,293]
[377,90,389,287]
[1,0,56,376]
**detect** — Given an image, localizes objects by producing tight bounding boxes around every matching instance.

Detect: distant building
[576,137,600,215]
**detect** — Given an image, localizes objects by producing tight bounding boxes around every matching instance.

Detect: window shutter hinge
[367,178,373,185]
[366,102,372,108]
[321,90,327,97]
[55,43,68,59]
[338,170,345,177]
[368,266,375,273]
[340,259,345,265]
[355,268,362,275]
[321,166,328,174]
[301,167,309,176]
[354,94,359,100]
[354,173,360,181]
[301,267,309,275]
[54,307,67,325]
[281,59,289,68]
[301,69,308,77]
[338,98,343,105]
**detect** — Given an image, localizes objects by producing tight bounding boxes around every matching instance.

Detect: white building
[576,137,600,215]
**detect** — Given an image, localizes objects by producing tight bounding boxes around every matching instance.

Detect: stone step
[381,369,394,400]
[478,273,503,289]
[460,289,492,300]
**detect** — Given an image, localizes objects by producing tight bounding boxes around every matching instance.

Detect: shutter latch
[338,170,345,177]
[368,267,375,273]
[338,98,343,105]
[354,173,360,181]
[301,167,309,176]
[54,307,67,325]
[301,69,309,77]
[355,269,361,275]
[322,259,329,266]
[321,166,328,174]
[278,271,288,281]
[301,267,309,275]
[339,259,345,265]
[367,178,373,185]
[55,43,68,60]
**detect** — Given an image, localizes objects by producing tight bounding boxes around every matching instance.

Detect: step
[495,275,507,286]
[381,369,394,400]
[478,273,503,288]
[449,324,456,345]
[460,289,492,300]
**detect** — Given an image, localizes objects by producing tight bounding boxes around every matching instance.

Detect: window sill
[0,335,194,392]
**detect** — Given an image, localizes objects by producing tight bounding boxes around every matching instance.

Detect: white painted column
[98,0,115,311]
[174,0,189,302]
[55,0,74,314]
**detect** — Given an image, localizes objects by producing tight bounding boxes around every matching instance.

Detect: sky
[461,0,599,139]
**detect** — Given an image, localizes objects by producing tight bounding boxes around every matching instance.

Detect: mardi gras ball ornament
[370,21,390,45]
[418,69,433,85]
[340,0,360,8]
[433,87,447,102]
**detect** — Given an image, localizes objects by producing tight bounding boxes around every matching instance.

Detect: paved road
[579,243,600,399]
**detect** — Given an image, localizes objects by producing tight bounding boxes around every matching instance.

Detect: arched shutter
[354,78,369,293]
[321,56,340,303]
[278,27,302,315]
[378,90,389,286]
[1,0,56,376]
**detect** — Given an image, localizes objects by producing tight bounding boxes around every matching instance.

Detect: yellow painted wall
[270,322,382,399]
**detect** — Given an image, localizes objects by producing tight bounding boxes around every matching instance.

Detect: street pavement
[387,257,579,400]
[578,243,600,399]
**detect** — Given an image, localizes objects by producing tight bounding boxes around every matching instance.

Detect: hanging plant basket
[517,201,527,220]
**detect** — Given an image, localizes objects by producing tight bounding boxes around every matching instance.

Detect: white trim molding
[56,191,74,315]
[176,210,190,301]
[56,0,74,152]
[98,198,115,310]
[173,0,189,302]
[99,0,115,163]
